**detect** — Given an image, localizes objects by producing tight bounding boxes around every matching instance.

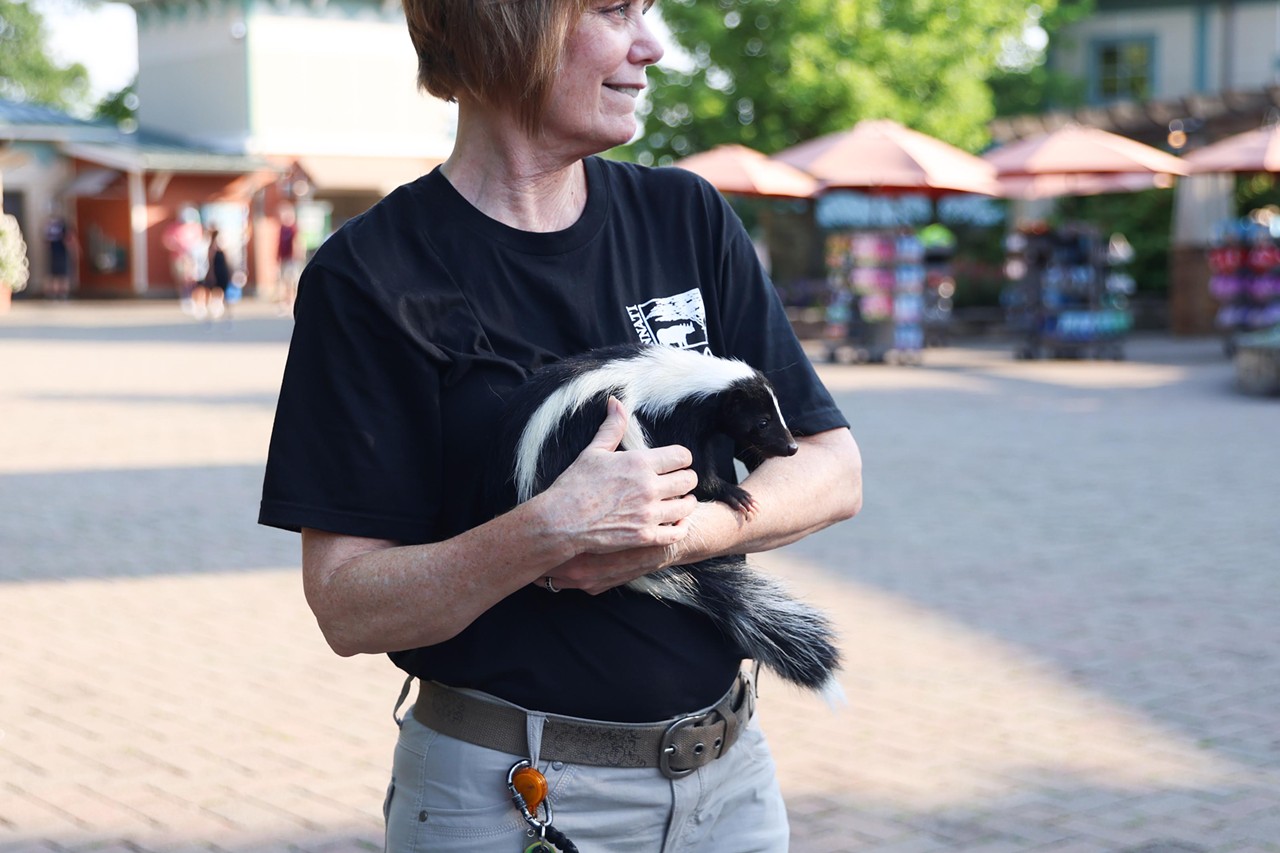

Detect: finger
[654,494,698,526]
[585,396,629,453]
[643,443,694,475]
[656,468,699,500]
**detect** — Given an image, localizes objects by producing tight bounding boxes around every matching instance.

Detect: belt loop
[392,675,416,728]
[526,712,547,767]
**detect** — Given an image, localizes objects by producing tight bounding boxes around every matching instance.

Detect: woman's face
[541,1,664,153]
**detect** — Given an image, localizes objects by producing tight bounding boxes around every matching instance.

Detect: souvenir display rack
[821,229,933,364]
[921,230,956,346]
[1001,223,1132,360]
[1207,219,1280,358]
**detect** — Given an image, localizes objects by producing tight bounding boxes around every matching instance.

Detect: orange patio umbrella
[672,144,819,199]
[984,125,1190,179]
[772,119,1001,197]
[997,171,1178,200]
[1183,123,1280,174]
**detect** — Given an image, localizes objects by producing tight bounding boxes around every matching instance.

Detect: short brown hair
[404,0,588,132]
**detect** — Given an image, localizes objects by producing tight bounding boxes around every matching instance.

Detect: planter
[1234,326,1280,396]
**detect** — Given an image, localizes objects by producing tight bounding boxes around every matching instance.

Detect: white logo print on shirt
[626,289,709,353]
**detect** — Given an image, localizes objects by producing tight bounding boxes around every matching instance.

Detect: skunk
[492,343,842,697]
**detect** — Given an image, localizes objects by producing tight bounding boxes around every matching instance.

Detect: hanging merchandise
[1207,218,1280,357]
[821,227,946,364]
[1000,223,1131,360]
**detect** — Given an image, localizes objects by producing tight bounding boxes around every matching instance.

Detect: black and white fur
[492,343,842,697]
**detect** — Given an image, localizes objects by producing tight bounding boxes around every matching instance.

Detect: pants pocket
[386,714,537,851]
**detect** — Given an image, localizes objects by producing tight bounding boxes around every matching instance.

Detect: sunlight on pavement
[0,339,286,474]
[754,553,1240,813]
[814,349,1190,393]
[0,569,393,845]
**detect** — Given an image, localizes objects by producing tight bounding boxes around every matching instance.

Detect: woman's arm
[551,427,862,595]
[301,398,698,656]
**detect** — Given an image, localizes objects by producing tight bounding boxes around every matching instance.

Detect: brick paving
[1,300,1278,852]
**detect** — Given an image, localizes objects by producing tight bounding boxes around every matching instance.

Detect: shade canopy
[1184,124,1280,174]
[984,125,1190,178]
[772,119,1000,197]
[997,171,1177,200]
[671,144,819,199]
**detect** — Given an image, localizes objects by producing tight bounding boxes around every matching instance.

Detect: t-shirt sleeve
[258,261,444,543]
[704,190,850,438]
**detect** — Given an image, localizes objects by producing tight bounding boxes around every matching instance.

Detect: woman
[259,1,862,850]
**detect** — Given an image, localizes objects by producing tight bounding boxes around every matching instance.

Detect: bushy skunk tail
[630,557,843,701]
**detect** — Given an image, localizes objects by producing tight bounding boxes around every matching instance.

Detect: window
[1093,38,1154,102]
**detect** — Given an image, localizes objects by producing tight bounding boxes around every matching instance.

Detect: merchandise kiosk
[821,229,934,363]
[1001,224,1133,360]
[1207,219,1280,357]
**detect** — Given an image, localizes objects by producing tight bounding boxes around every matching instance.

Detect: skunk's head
[719,375,798,460]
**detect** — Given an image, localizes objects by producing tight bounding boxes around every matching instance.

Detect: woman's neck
[440,108,589,233]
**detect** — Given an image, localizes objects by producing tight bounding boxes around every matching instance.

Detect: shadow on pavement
[0,464,297,583]
[0,315,295,346]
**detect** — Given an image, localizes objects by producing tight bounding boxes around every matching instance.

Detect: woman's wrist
[665,499,743,567]
[517,490,583,567]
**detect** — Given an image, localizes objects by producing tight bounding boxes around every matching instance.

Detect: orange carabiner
[507,760,550,823]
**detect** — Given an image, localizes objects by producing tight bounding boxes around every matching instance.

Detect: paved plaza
[1,300,1278,852]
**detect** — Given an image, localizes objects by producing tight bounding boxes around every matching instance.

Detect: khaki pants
[384,694,789,852]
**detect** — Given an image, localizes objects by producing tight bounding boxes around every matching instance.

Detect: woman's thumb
[587,396,629,452]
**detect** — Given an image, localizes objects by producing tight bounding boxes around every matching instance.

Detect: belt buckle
[658,711,713,780]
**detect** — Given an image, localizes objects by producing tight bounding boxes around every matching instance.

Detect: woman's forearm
[302,499,577,656]
[303,405,703,655]
[673,427,863,564]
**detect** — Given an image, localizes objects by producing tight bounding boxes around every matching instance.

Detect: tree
[989,0,1093,117]
[0,0,91,111]
[94,78,138,127]
[629,0,1053,164]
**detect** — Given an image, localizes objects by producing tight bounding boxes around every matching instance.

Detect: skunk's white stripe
[514,347,757,503]
[766,384,789,434]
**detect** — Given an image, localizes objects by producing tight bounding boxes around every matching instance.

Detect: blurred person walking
[43,212,77,300]
[274,204,302,316]
[201,226,231,322]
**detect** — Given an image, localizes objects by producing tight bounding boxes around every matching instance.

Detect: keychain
[507,760,579,853]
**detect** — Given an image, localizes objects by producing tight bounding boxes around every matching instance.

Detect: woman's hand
[530,396,698,578]
[547,499,726,595]
[541,426,862,596]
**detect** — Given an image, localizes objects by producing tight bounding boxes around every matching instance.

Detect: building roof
[0,98,119,143]
[1,97,276,175]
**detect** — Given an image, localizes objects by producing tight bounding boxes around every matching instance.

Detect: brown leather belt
[412,670,756,780]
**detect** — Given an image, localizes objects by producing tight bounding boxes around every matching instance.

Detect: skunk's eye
[755,417,771,431]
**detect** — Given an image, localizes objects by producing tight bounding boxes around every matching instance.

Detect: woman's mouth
[603,84,640,99]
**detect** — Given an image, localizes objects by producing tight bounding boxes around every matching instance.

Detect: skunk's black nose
[784,442,798,457]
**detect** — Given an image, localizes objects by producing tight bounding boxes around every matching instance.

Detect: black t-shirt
[259,156,850,722]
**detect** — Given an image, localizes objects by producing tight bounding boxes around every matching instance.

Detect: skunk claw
[718,485,758,518]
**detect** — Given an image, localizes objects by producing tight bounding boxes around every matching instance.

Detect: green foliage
[0,213,31,292]
[1236,172,1280,214]
[990,61,1087,118]
[0,0,91,111]
[94,78,138,126]
[990,0,1093,116]
[1056,188,1175,294]
[630,0,1043,164]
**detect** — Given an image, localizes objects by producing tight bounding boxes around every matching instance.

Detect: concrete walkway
[2,300,1278,852]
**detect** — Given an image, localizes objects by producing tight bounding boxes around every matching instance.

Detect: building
[1,0,455,299]
[988,0,1280,334]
